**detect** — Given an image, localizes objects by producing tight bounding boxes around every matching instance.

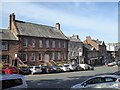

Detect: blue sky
[1,1,118,43]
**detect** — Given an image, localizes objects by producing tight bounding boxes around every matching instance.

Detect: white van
[1,74,27,90]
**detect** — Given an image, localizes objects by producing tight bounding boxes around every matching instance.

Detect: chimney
[77,35,79,39]
[55,23,60,30]
[9,13,15,30]
[86,36,91,40]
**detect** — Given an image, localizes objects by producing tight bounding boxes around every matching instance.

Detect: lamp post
[78,48,82,64]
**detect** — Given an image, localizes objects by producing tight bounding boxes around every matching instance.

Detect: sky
[1,0,119,43]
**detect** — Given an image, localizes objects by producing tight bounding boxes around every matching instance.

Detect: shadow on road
[26,72,115,90]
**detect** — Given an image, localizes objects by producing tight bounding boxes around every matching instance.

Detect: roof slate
[0,29,18,40]
[15,20,68,40]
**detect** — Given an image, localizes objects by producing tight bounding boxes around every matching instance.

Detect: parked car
[41,66,54,74]
[64,64,76,71]
[112,71,120,76]
[29,66,42,75]
[18,66,31,75]
[107,61,117,67]
[78,64,94,70]
[2,66,19,74]
[75,64,83,71]
[1,74,27,89]
[71,75,120,90]
[50,66,63,73]
[58,65,70,72]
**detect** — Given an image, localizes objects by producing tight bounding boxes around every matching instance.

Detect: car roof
[0,74,24,80]
[92,75,120,78]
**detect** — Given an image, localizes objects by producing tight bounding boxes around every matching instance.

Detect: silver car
[71,75,120,90]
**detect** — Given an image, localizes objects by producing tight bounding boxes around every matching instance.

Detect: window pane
[2,79,23,89]
[32,39,35,48]
[46,40,49,48]
[52,52,55,60]
[23,38,28,47]
[2,55,9,63]
[39,40,42,48]
[58,40,60,48]
[58,52,60,60]
[64,41,66,48]
[22,53,27,61]
[52,40,55,48]
[32,53,35,61]
[39,52,42,60]
[1,41,8,50]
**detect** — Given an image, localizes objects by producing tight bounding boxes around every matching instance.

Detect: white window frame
[23,38,28,47]
[38,52,42,60]
[39,39,43,48]
[58,52,61,60]
[52,40,55,48]
[52,52,55,60]
[31,53,35,61]
[64,52,66,59]
[22,53,27,62]
[63,41,66,48]
[1,41,8,50]
[32,39,35,48]
[58,40,60,48]
[46,40,49,48]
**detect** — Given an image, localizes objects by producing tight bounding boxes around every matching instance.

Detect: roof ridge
[15,20,55,28]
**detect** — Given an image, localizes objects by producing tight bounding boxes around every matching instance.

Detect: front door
[44,52,49,63]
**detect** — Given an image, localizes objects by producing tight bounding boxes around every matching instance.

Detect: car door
[101,77,118,88]
[81,77,104,89]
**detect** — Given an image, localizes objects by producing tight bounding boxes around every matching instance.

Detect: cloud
[2,2,118,42]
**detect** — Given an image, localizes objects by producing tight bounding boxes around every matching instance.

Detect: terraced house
[1,13,69,66]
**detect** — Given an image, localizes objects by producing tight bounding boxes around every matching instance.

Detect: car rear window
[35,67,40,69]
[2,78,23,89]
[64,65,69,67]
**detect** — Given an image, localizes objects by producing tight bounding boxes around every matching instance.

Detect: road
[25,65,118,90]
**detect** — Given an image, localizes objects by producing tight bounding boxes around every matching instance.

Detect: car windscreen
[2,78,23,89]
[64,65,69,67]
[35,67,40,69]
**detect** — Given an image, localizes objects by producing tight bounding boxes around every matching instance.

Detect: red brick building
[1,13,69,66]
[0,29,19,65]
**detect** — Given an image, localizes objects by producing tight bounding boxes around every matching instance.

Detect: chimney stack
[55,23,60,30]
[9,13,15,30]
[86,36,91,40]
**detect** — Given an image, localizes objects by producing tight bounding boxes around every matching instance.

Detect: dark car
[50,66,63,73]
[41,66,54,74]
[18,66,31,75]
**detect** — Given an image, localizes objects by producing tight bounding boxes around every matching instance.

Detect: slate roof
[84,44,95,50]
[0,29,18,40]
[68,35,81,42]
[15,20,68,40]
[92,39,102,45]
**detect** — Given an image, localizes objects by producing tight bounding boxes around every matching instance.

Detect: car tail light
[118,79,120,82]
[34,68,36,70]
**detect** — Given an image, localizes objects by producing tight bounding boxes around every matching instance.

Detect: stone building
[83,36,107,66]
[67,35,83,64]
